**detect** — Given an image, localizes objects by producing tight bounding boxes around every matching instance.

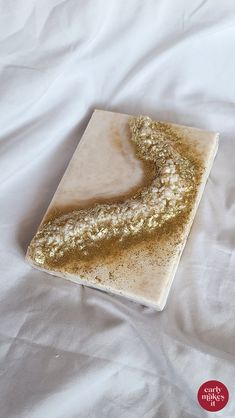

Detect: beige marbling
[26,110,219,310]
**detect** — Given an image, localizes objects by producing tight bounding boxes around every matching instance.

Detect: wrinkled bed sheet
[0,1,235,417]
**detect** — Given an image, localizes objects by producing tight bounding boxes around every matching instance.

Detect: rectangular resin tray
[26,110,219,310]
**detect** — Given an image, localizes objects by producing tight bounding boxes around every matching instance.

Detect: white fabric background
[0,1,235,417]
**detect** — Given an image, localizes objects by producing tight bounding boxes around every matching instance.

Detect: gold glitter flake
[28,116,203,269]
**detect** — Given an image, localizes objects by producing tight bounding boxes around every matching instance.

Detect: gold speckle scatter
[28,116,203,269]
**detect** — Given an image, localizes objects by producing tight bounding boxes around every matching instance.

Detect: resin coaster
[26,110,219,310]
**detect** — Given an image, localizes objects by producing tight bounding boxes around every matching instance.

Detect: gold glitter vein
[28,116,203,268]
